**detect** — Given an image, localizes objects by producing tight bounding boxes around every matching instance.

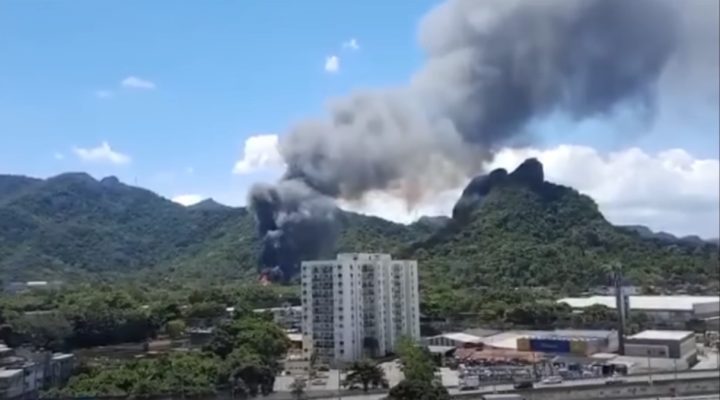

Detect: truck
[512,377,534,390]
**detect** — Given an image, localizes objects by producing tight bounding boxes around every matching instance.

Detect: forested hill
[404,159,718,305]
[0,173,420,282]
[0,162,717,293]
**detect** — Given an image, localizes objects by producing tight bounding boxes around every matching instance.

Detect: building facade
[625,330,697,361]
[301,253,420,366]
[558,295,720,327]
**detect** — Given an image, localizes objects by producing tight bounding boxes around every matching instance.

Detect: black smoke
[249,0,714,281]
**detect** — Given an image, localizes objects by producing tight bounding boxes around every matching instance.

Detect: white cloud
[343,145,720,238]
[53,152,65,160]
[172,194,205,206]
[72,141,132,165]
[342,38,360,51]
[121,76,156,90]
[95,90,114,99]
[233,134,285,175]
[324,55,340,73]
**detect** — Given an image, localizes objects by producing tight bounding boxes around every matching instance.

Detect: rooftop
[52,353,74,361]
[287,333,303,342]
[0,369,22,379]
[629,330,695,341]
[439,332,483,344]
[558,295,719,311]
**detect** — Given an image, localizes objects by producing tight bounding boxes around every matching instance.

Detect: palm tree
[344,360,388,393]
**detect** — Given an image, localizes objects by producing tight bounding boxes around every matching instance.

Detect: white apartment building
[301,253,420,366]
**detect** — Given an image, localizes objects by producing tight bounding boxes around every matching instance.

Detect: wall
[454,376,720,400]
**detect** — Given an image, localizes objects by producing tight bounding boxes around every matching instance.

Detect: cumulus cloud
[172,194,205,206]
[72,141,131,165]
[121,76,156,90]
[344,145,719,238]
[324,55,340,73]
[342,38,359,51]
[233,134,285,175]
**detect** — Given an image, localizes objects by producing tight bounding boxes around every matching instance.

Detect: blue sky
[0,0,435,196]
[1,0,718,236]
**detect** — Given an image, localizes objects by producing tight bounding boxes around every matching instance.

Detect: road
[317,369,720,400]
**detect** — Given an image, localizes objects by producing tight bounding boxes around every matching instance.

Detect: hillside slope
[0,163,716,293]
[405,159,718,297]
[0,174,416,282]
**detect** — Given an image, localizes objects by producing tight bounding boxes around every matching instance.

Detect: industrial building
[625,330,697,362]
[558,295,720,325]
[516,330,618,356]
[300,253,420,366]
[425,332,484,348]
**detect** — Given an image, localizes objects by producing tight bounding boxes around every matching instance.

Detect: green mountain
[404,159,718,297]
[0,173,420,283]
[0,161,716,295]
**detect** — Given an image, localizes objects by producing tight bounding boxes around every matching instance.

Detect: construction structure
[300,253,420,366]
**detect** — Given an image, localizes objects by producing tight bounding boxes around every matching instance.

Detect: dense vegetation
[0,283,298,352]
[1,162,717,319]
[388,337,450,400]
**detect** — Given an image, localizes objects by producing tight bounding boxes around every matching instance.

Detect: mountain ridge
[0,164,716,294]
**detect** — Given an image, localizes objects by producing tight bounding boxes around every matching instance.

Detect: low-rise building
[558,295,720,326]
[253,305,302,332]
[425,332,484,348]
[625,330,697,364]
[0,369,24,399]
[516,330,618,356]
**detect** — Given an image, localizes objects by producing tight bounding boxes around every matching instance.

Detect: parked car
[540,376,563,385]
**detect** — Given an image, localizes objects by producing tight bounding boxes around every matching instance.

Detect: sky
[1,0,718,238]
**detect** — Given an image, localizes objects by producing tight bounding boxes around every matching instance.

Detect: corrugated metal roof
[558,295,719,311]
[629,330,695,341]
[440,332,483,344]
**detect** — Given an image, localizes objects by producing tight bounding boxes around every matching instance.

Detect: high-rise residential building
[300,253,420,366]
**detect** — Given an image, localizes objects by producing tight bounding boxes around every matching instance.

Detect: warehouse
[515,330,618,356]
[425,332,483,348]
[558,295,720,326]
[624,330,697,363]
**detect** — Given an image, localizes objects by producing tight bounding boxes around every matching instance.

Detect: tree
[387,379,450,400]
[166,319,186,340]
[396,337,437,383]
[5,311,72,351]
[289,377,307,400]
[390,337,448,400]
[344,360,387,392]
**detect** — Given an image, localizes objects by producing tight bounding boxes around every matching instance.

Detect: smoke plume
[249,0,713,280]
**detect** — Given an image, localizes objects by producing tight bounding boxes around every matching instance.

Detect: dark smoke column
[249,180,339,282]
[248,0,699,282]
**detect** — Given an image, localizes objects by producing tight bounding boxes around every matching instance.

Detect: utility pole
[610,263,627,355]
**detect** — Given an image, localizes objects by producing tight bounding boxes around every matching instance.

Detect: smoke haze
[249,0,718,280]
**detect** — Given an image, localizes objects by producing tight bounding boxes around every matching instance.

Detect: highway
[321,369,720,400]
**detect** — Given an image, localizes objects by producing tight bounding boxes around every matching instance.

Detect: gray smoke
[250,0,715,280]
